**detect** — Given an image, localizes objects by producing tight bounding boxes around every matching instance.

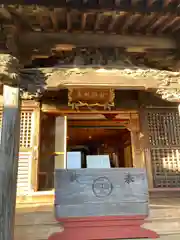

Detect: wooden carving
[156,88,180,102]
[0,54,20,86]
[68,88,115,110]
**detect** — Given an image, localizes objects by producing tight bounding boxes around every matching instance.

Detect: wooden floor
[15,196,180,240]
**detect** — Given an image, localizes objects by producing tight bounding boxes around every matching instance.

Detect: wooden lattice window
[151,149,180,188]
[0,110,33,148]
[147,111,180,147]
[20,111,33,148]
[147,109,180,188]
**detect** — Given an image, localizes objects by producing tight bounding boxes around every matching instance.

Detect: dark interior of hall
[67,125,132,168]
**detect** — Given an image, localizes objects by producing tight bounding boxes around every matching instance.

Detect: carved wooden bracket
[0,54,20,86]
[156,88,180,102]
[126,116,140,132]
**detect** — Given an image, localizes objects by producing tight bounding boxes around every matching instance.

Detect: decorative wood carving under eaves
[0,54,20,86]
[19,65,180,102]
[1,54,180,102]
[156,89,180,102]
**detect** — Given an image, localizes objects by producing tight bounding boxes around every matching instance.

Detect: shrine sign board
[68,88,115,109]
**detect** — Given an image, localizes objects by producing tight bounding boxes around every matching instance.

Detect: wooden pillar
[128,116,145,168]
[31,103,41,192]
[54,116,67,169]
[130,131,144,168]
[144,148,154,189]
[0,85,21,240]
[139,109,154,189]
[178,104,180,115]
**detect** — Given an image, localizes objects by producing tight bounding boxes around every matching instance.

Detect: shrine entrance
[54,114,134,170]
[38,112,138,191]
[67,120,133,169]
[38,89,142,191]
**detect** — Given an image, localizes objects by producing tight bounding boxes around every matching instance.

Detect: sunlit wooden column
[31,103,41,192]
[139,109,153,189]
[54,116,67,169]
[0,55,21,240]
[178,104,180,116]
[130,131,144,168]
[128,116,145,168]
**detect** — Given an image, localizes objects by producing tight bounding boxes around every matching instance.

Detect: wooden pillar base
[48,216,159,240]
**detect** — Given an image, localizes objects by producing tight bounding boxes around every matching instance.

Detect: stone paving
[15,198,180,240]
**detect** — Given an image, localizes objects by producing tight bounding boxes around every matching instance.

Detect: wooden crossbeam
[18,32,176,50]
[9,1,180,13]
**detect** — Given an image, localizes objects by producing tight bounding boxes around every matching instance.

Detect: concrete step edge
[15,217,180,227]
[147,217,180,222]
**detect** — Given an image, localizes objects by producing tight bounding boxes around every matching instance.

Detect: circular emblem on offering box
[92,177,113,197]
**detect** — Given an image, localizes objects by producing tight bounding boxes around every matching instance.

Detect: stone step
[149,190,180,199]
[16,191,54,204]
[15,208,180,240]
[15,203,180,223]
[159,234,180,240]
[144,217,180,235]
[15,196,180,240]
[14,217,180,240]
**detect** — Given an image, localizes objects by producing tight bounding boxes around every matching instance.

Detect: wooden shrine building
[1,2,180,196]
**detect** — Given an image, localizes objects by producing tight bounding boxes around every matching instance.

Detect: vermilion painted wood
[48,215,159,240]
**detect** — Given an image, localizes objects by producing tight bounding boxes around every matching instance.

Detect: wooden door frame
[42,109,145,174]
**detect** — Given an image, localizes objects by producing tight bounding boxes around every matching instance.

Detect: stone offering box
[48,168,158,240]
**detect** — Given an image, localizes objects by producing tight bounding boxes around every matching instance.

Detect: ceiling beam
[8,1,180,13]
[17,32,176,51]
